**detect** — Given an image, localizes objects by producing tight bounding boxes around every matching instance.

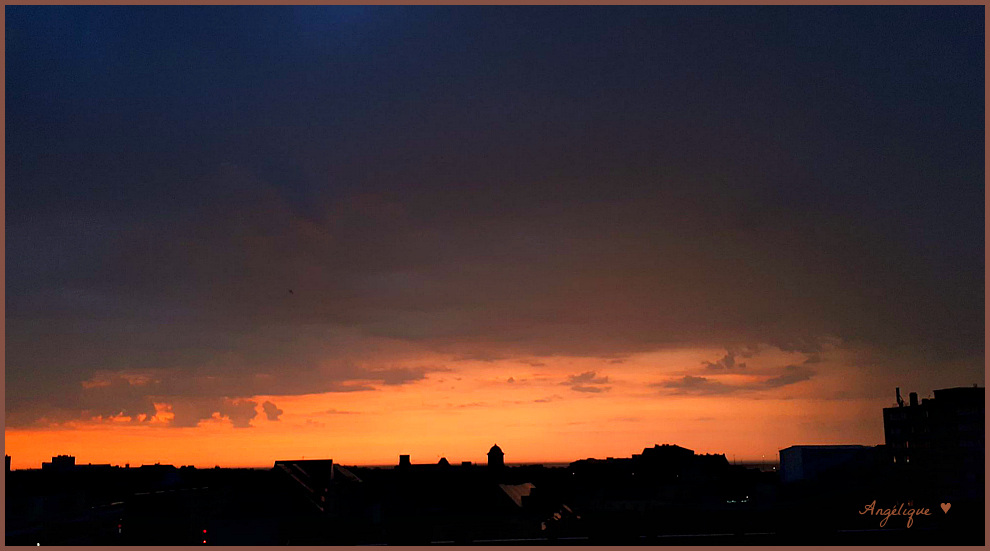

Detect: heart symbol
[940,503,951,513]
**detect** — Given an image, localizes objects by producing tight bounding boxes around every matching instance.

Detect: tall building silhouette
[41,455,76,471]
[882,385,984,470]
[882,384,984,503]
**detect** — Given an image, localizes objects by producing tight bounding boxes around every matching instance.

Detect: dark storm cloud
[78,376,159,422]
[703,353,747,372]
[170,398,258,429]
[5,6,983,425]
[660,376,737,395]
[220,399,260,428]
[366,366,451,385]
[656,365,817,395]
[758,366,815,389]
[262,401,284,421]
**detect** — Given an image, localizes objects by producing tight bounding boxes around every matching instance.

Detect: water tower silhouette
[488,443,504,470]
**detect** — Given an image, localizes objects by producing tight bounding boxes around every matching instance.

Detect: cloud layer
[5,7,983,428]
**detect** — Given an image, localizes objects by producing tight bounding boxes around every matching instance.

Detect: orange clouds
[6,343,915,470]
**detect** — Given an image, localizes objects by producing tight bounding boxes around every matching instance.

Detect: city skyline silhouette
[6,385,984,545]
[5,5,984,545]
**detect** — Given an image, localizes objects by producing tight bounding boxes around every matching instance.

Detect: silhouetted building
[882,385,984,483]
[632,443,725,473]
[398,454,411,469]
[487,444,505,470]
[274,458,339,513]
[38,454,115,473]
[15,440,977,545]
[633,443,694,462]
[137,462,177,472]
[41,454,76,471]
[778,445,880,483]
[571,444,732,479]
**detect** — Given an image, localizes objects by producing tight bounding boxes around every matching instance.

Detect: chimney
[398,454,410,468]
[896,387,904,407]
[909,392,918,407]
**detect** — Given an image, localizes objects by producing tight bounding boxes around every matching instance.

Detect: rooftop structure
[882,385,983,486]
[778,445,881,484]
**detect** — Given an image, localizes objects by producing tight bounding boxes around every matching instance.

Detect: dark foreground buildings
[774,385,984,546]
[778,444,884,484]
[5,389,984,545]
[265,444,778,544]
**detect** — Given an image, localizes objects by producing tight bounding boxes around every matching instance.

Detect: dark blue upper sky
[8,7,983,209]
[5,6,984,425]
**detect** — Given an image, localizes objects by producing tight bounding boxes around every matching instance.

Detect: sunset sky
[5,6,984,469]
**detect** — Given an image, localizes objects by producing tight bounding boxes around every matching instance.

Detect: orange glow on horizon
[5,345,897,470]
